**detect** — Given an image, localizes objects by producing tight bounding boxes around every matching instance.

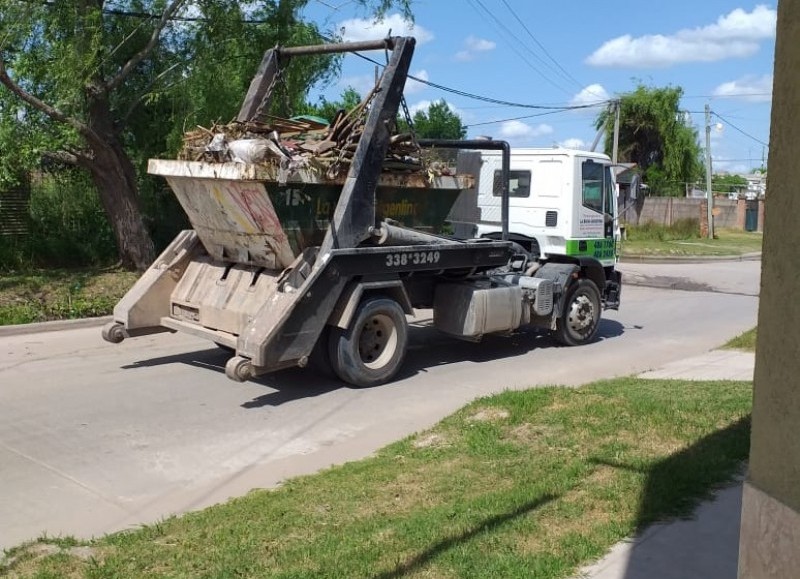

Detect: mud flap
[603,271,622,310]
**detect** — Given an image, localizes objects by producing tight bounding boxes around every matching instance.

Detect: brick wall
[626,197,753,230]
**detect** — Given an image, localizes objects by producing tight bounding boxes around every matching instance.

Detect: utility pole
[612,99,621,164]
[705,104,714,239]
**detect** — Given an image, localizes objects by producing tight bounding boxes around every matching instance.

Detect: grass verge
[622,226,762,258]
[0,268,137,326]
[2,378,751,578]
[724,328,757,352]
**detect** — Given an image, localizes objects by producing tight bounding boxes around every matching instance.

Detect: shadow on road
[395,318,625,380]
[120,318,626,407]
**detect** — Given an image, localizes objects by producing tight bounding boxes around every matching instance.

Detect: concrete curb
[0,315,112,338]
[620,252,761,264]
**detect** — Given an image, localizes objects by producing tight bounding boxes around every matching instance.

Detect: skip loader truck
[102,37,623,387]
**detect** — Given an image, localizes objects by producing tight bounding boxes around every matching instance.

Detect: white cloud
[455,35,496,61]
[465,36,496,52]
[713,74,773,102]
[409,99,432,116]
[338,14,433,44]
[570,84,611,107]
[405,69,429,95]
[560,138,588,150]
[586,5,776,68]
[712,157,750,174]
[498,121,553,139]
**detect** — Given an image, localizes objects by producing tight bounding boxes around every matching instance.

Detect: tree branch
[43,149,90,167]
[121,60,183,124]
[0,55,104,147]
[105,0,187,93]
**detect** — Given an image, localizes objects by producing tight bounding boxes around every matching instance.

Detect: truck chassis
[103,36,621,387]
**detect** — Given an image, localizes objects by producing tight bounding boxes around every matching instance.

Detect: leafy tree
[0,0,411,270]
[410,99,466,139]
[299,87,363,124]
[596,85,702,196]
[712,174,748,193]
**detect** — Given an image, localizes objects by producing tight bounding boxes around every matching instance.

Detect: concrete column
[736,199,746,230]
[738,2,800,577]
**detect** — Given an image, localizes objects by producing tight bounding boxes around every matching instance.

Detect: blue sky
[300,1,775,175]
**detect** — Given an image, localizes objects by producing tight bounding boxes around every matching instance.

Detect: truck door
[604,165,615,240]
[578,159,616,265]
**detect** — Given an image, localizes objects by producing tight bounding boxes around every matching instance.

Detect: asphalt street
[0,260,761,549]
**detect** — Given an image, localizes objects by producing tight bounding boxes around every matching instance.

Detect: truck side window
[581,160,604,213]
[493,170,531,198]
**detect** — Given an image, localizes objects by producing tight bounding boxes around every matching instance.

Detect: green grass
[0,268,138,326]
[724,328,758,352]
[622,224,763,258]
[2,378,752,579]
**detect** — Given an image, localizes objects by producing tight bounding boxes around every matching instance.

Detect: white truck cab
[451,147,620,268]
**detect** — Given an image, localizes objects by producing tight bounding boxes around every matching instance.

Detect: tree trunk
[85,83,155,271]
[88,143,155,271]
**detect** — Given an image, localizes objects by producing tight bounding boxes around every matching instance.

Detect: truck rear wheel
[309,325,336,379]
[329,297,408,387]
[554,278,601,346]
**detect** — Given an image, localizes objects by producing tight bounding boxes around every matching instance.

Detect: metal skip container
[148,159,472,271]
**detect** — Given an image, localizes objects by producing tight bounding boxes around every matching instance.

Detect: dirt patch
[412,432,449,449]
[509,423,564,444]
[467,408,510,423]
[1,542,102,576]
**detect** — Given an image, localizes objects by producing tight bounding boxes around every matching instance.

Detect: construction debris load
[179,95,448,182]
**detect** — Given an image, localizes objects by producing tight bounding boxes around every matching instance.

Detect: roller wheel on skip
[225,356,254,382]
[101,322,126,344]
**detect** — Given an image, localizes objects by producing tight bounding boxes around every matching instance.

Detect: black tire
[328,297,408,387]
[554,278,602,346]
[309,325,336,379]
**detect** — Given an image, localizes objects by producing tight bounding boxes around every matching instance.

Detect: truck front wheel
[329,297,408,387]
[554,279,601,346]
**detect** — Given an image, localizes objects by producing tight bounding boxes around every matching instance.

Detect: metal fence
[0,188,30,236]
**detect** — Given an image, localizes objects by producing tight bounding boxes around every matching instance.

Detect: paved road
[617,259,761,296]
[0,261,760,549]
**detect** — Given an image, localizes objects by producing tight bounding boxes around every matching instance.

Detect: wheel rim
[567,293,597,338]
[357,313,398,369]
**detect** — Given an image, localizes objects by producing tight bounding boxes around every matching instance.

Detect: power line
[465,0,573,96]
[713,111,769,148]
[496,0,585,91]
[464,109,570,128]
[349,50,609,111]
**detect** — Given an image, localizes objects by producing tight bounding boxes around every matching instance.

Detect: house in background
[744,172,767,199]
